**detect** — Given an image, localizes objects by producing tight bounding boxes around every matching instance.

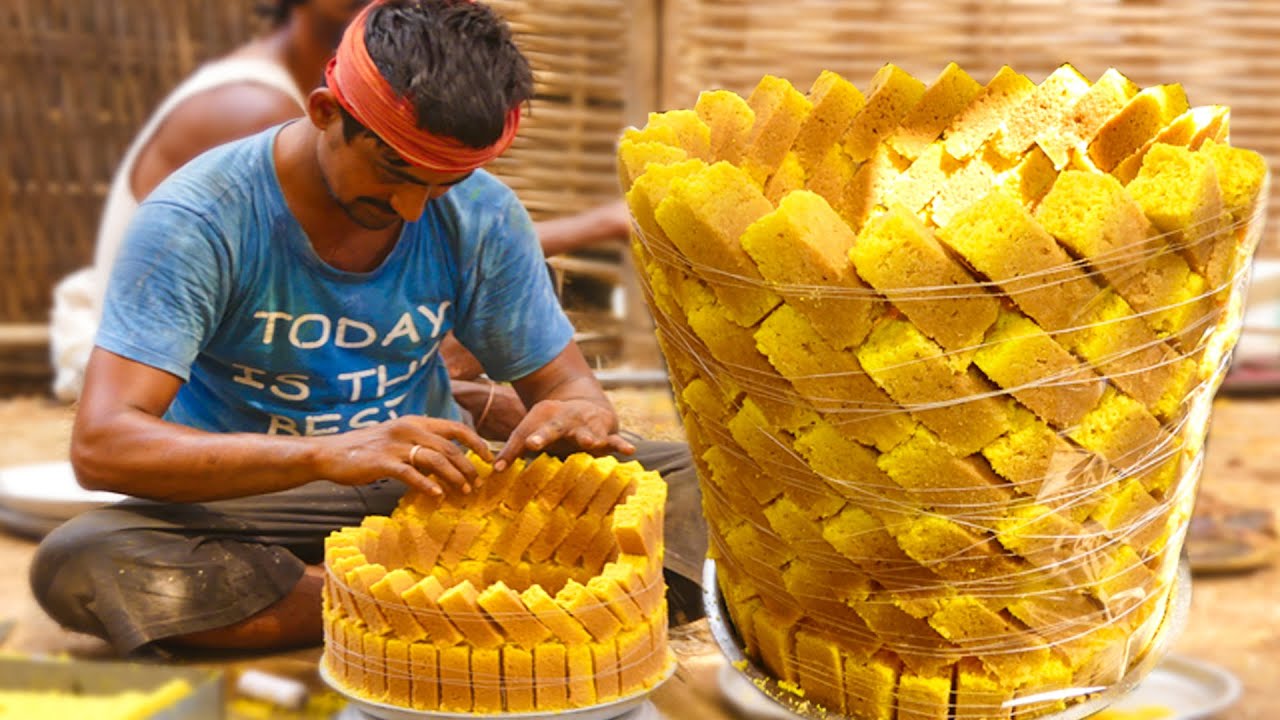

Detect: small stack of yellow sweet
[619,63,1266,719]
[322,453,671,713]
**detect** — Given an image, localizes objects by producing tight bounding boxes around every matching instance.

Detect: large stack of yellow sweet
[619,63,1267,720]
[322,453,671,713]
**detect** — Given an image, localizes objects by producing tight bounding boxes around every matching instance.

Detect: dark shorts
[29,437,704,655]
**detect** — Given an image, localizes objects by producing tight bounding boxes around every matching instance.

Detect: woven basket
[659,0,1280,259]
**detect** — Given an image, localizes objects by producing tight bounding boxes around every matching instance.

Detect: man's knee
[29,513,119,637]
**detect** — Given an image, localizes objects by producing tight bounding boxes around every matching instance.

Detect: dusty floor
[0,391,1276,718]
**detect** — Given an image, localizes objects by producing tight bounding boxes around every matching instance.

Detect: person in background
[30,0,700,656]
[49,0,631,432]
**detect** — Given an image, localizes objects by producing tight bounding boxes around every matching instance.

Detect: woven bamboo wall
[0,0,262,325]
[659,0,1280,258]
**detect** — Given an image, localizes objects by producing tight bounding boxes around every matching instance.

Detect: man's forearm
[73,409,319,503]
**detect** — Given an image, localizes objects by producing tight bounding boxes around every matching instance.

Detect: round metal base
[702,558,1192,720]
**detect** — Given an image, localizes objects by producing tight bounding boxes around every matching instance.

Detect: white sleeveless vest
[50,58,306,401]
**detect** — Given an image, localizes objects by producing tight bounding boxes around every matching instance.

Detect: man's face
[315,112,473,230]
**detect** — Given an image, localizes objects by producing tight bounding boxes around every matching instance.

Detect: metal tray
[0,655,223,719]
[702,558,1192,720]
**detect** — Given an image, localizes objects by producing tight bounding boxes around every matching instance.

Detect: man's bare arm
[491,343,633,470]
[72,348,492,502]
[130,83,304,200]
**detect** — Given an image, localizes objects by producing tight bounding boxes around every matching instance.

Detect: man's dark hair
[255,0,306,28]
[342,0,533,150]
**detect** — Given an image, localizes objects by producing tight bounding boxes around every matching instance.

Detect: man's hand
[452,379,527,441]
[313,416,493,496]
[493,398,634,471]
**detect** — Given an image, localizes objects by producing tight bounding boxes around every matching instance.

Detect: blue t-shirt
[97,125,574,436]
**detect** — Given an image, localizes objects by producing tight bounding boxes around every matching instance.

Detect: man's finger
[410,446,473,494]
[392,465,443,496]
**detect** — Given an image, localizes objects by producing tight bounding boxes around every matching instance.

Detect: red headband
[324,1,521,173]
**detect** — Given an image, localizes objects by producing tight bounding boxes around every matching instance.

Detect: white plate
[0,461,125,519]
[1100,654,1242,719]
[322,653,675,720]
[717,654,1240,720]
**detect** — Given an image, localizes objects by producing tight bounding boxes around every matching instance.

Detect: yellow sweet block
[438,516,486,567]
[995,64,1091,159]
[821,506,941,596]
[498,646,534,712]
[401,575,465,646]
[1007,583,1106,644]
[1092,545,1157,616]
[763,151,805,203]
[854,600,959,675]
[335,620,366,696]
[1036,67,1139,169]
[437,646,471,712]
[566,644,597,707]
[538,452,600,512]
[944,66,1036,160]
[754,305,911,450]
[793,418,905,503]
[1000,145,1060,208]
[843,63,927,163]
[1201,138,1268,224]
[556,580,623,642]
[610,500,660,560]
[795,70,867,169]
[929,597,1050,686]
[938,190,1102,334]
[591,641,622,702]
[806,143,860,219]
[1062,289,1193,420]
[464,647,500,712]
[493,502,550,566]
[843,143,912,231]
[695,89,756,164]
[612,554,666,618]
[642,109,712,161]
[783,560,873,632]
[1089,479,1166,550]
[474,581,551,648]
[408,642,440,710]
[955,657,1012,720]
[362,631,389,701]
[616,139,689,194]
[462,521,504,564]
[588,575,645,628]
[992,503,1093,574]
[654,162,781,325]
[878,425,1016,514]
[1067,386,1171,476]
[981,407,1103,517]
[851,205,999,353]
[346,563,393,635]
[617,620,656,695]
[383,638,412,707]
[520,584,593,644]
[762,495,832,559]
[753,606,800,683]
[369,569,428,642]
[533,643,569,710]
[844,651,901,720]
[892,142,964,218]
[795,628,847,714]
[972,310,1105,428]
[1128,144,1232,293]
[741,75,814,186]
[1088,83,1190,171]
[587,462,643,518]
[894,514,1024,582]
[741,190,883,350]
[856,319,1012,455]
[722,398,805,501]
[701,442,777,523]
[437,581,506,649]
[897,667,953,720]
[1112,104,1228,184]
[890,62,983,161]
[556,456,616,517]
[723,523,802,621]
[552,514,600,567]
